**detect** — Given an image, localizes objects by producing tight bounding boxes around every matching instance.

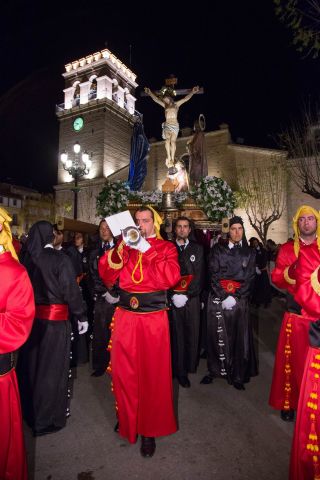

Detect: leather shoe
[233,382,245,390]
[33,425,62,437]
[140,436,156,457]
[200,375,213,384]
[114,421,119,433]
[91,369,105,377]
[281,409,295,422]
[178,376,191,388]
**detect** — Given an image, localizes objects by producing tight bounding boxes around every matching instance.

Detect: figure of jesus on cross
[144,77,200,172]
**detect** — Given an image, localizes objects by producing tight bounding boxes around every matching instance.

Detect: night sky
[1,0,318,192]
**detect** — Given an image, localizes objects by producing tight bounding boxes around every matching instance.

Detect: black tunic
[17,248,87,433]
[251,246,272,307]
[88,241,118,372]
[206,243,258,384]
[170,241,204,377]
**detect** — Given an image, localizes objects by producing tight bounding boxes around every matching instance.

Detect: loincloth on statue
[162,122,179,140]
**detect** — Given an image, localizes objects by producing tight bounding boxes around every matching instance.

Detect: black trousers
[170,296,201,378]
[92,297,115,371]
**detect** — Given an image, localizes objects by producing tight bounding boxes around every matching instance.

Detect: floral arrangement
[172,191,189,204]
[96,176,236,221]
[190,176,237,222]
[96,180,131,217]
[129,190,163,206]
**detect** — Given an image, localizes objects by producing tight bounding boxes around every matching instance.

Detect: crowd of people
[1,203,319,479]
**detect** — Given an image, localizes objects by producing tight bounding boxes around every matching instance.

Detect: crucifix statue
[144,76,201,172]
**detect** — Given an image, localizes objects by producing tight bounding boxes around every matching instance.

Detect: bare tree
[279,108,320,198]
[237,160,287,245]
[274,0,320,58]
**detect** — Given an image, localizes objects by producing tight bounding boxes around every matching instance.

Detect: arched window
[89,76,97,99]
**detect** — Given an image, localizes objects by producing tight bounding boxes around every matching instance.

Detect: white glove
[103,291,120,304]
[78,320,89,335]
[172,294,188,308]
[256,267,261,275]
[221,296,236,310]
[129,237,151,253]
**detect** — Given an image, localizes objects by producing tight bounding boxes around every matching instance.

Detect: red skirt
[109,307,177,444]
[269,312,311,411]
[0,369,27,480]
[290,347,320,480]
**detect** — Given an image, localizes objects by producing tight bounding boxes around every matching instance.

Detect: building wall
[0,183,55,235]
[230,145,289,244]
[58,104,132,184]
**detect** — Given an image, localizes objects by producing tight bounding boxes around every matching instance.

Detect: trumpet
[121,226,141,246]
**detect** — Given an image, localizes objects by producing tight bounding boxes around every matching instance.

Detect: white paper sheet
[105,210,136,237]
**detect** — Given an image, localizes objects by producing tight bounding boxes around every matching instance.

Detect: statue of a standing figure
[187,115,208,186]
[144,86,199,169]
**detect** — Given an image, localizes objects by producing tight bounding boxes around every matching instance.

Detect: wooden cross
[141,75,204,96]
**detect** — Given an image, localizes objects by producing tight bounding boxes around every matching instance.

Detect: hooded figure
[17,221,88,436]
[201,214,258,389]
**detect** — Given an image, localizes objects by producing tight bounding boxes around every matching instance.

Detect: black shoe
[200,375,213,385]
[114,421,119,433]
[140,436,156,458]
[233,382,245,390]
[178,376,191,388]
[33,425,62,437]
[91,369,105,377]
[280,409,295,422]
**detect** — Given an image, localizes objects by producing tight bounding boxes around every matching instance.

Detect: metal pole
[73,172,78,220]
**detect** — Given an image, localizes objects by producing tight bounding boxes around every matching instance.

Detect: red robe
[290,242,320,480]
[269,241,313,411]
[0,252,35,480]
[99,237,180,443]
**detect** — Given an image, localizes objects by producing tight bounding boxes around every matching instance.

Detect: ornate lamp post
[60,142,92,219]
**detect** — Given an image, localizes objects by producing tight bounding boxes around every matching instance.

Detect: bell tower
[55,48,139,222]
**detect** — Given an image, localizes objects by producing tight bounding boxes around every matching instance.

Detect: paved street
[24,297,293,480]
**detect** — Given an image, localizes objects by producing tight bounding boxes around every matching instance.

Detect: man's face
[298,214,317,239]
[99,221,113,242]
[53,230,63,247]
[175,220,191,241]
[74,232,84,247]
[229,224,243,244]
[135,210,155,238]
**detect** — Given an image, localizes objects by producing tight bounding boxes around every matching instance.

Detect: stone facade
[0,183,55,235]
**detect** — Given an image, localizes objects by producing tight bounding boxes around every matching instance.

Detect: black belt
[0,353,14,375]
[119,290,167,313]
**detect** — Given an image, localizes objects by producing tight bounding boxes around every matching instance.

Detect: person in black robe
[17,221,88,436]
[200,216,258,390]
[88,219,119,377]
[169,217,204,388]
[66,232,93,365]
[249,237,272,308]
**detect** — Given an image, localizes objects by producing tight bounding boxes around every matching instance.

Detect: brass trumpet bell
[122,226,141,246]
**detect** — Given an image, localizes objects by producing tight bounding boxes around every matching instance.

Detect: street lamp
[60,141,92,219]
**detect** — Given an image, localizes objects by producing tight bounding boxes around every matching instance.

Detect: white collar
[44,244,54,249]
[228,240,242,249]
[176,238,189,247]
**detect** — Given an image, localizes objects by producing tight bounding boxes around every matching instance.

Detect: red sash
[220,279,241,294]
[173,274,193,293]
[36,304,69,321]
